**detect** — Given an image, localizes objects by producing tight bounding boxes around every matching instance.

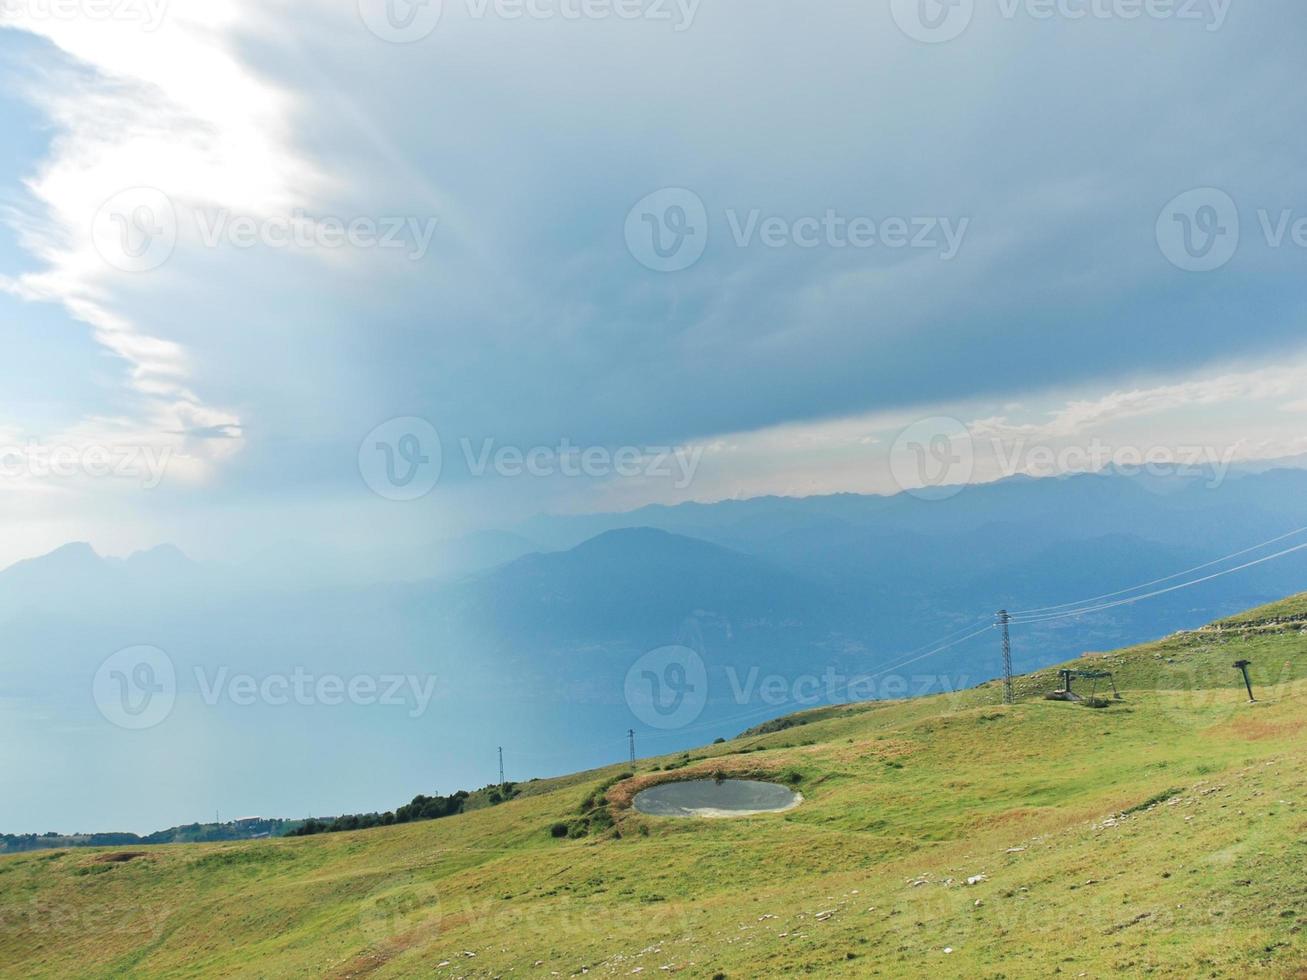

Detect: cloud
[2,0,1306,563]
[969,362,1307,441]
[581,354,1307,506]
[1,1,323,479]
[175,423,243,440]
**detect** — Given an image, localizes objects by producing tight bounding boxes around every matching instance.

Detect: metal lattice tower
[498,746,504,787]
[628,729,635,765]
[998,609,1013,705]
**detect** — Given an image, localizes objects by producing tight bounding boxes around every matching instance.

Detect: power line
[633,621,998,745]
[1009,524,1307,617]
[892,616,995,658]
[471,525,1307,771]
[507,618,1000,767]
[501,524,1307,765]
[1008,539,1307,626]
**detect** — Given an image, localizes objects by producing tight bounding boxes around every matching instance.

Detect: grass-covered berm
[3,595,1307,977]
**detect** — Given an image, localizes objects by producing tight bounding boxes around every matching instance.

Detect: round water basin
[632,779,802,818]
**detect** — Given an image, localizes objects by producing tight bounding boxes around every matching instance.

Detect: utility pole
[498,746,504,788]
[998,609,1013,705]
[1233,660,1256,702]
[628,729,635,765]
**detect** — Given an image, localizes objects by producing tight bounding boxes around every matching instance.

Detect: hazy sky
[2,0,1306,569]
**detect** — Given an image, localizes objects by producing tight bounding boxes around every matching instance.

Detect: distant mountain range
[4,466,1307,832]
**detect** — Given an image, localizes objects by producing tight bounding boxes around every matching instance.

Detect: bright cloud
[2,0,323,483]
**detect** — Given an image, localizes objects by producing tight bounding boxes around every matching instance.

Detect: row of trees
[289,783,519,837]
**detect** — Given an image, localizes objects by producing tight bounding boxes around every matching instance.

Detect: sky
[2,0,1306,570]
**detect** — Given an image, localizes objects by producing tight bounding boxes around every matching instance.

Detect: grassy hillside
[3,599,1306,978]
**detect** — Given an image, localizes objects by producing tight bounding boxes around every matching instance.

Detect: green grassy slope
[3,599,1306,978]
